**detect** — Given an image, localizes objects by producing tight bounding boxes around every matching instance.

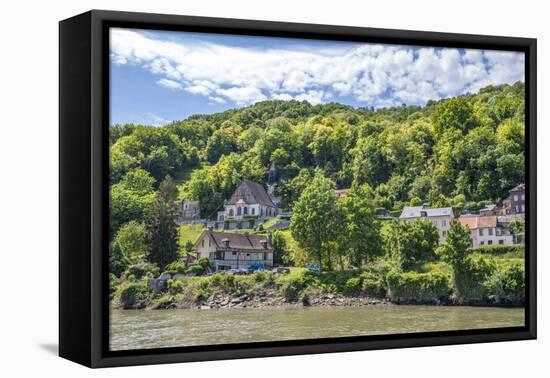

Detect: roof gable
[399,206,453,219]
[458,215,497,229]
[197,230,272,250]
[229,180,276,207]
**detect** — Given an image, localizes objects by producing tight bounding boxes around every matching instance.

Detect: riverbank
[112,254,525,310]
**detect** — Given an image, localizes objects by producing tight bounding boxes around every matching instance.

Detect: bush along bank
[111,260,525,310]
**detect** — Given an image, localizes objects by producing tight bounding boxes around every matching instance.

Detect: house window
[442,231,447,237]
[442,220,447,227]
[244,207,248,215]
[260,208,264,216]
[246,253,250,257]
[201,239,205,247]
[480,241,485,245]
[513,195,518,201]
[251,208,255,215]
[237,207,242,216]
[232,251,237,256]
[209,239,211,247]
[521,205,525,212]
[521,194,525,200]
[499,240,504,245]
[488,240,493,245]
[488,228,493,236]
[229,209,234,216]
[479,229,484,236]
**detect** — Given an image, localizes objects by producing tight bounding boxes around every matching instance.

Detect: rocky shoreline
[146,289,393,310]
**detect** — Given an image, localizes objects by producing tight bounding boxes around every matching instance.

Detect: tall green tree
[112,221,150,263]
[290,172,340,270]
[337,184,383,268]
[147,176,179,270]
[437,220,472,280]
[385,218,439,270]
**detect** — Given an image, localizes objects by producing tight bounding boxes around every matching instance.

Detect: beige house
[458,215,514,249]
[194,229,273,271]
[399,206,454,244]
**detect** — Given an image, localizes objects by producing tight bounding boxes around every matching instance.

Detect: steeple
[268,162,278,185]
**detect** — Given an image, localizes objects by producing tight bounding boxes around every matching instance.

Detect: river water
[110,305,524,351]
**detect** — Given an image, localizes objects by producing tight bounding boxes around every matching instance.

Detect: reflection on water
[110,305,524,351]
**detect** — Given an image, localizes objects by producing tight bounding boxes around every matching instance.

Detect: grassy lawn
[179,224,205,246]
[261,216,280,230]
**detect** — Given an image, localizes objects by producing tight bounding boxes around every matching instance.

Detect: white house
[399,205,454,244]
[194,229,273,271]
[458,215,514,249]
[217,180,278,221]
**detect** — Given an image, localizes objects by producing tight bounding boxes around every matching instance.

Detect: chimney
[260,240,268,249]
[221,238,230,248]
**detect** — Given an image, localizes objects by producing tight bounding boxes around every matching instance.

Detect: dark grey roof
[510,183,525,192]
[199,230,272,251]
[399,206,453,219]
[228,180,276,207]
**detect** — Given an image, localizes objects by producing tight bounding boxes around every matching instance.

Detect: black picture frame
[59,9,537,368]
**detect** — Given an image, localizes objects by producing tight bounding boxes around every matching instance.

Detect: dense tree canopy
[110,82,525,237]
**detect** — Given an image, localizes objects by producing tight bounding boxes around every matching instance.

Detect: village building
[194,229,273,271]
[176,199,201,222]
[217,180,279,221]
[501,183,526,215]
[479,204,498,216]
[399,205,454,244]
[458,215,514,248]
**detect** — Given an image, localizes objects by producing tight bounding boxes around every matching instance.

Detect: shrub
[109,273,119,301]
[279,281,300,302]
[454,255,496,300]
[361,272,386,297]
[473,245,524,257]
[484,262,525,304]
[187,265,204,276]
[387,270,451,303]
[125,261,160,280]
[253,270,268,283]
[197,257,211,269]
[154,294,176,309]
[118,281,152,309]
[343,277,362,295]
[167,279,185,295]
[164,260,186,275]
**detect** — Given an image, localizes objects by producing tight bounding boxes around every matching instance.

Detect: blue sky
[110,28,525,126]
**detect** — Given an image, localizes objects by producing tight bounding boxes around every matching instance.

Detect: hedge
[118,281,152,309]
[387,270,451,303]
[483,262,525,305]
[473,245,524,256]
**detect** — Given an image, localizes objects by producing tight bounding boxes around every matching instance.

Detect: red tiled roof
[458,215,497,229]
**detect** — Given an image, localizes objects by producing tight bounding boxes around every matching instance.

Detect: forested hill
[110,81,525,232]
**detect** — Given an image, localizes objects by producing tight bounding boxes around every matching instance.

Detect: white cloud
[156,78,182,91]
[144,112,171,126]
[110,28,525,108]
